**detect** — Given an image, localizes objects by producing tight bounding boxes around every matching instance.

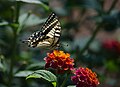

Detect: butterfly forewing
[41,13,60,35]
[45,17,61,49]
[23,12,61,49]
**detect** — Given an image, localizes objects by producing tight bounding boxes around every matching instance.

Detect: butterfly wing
[37,13,61,49]
[23,12,61,49]
[41,12,61,36]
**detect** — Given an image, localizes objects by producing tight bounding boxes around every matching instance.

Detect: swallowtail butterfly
[22,12,61,49]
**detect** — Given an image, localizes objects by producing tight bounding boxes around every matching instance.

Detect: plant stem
[60,73,69,87]
[17,12,31,35]
[15,2,20,23]
[79,0,118,56]
[8,34,17,87]
[79,24,102,55]
[8,2,20,87]
[107,0,118,14]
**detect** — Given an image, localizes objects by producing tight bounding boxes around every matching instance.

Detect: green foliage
[26,70,57,87]
[18,12,46,34]
[15,71,34,77]
[16,0,49,11]
[105,60,119,72]
[26,62,45,70]
[0,21,9,26]
[67,86,76,87]
[0,55,7,72]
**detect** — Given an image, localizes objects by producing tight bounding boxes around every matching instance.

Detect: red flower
[71,67,100,87]
[102,40,120,55]
[44,50,74,74]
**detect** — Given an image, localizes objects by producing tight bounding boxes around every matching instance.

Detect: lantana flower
[71,67,99,87]
[44,50,74,74]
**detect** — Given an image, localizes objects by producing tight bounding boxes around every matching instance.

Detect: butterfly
[22,12,61,49]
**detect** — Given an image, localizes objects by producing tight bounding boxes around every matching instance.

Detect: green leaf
[52,82,57,87]
[16,0,49,11]
[16,0,43,4]
[26,70,57,87]
[79,0,102,13]
[67,85,76,87]
[17,13,46,34]
[19,13,46,27]
[0,55,7,72]
[26,62,45,70]
[15,71,34,77]
[0,21,8,26]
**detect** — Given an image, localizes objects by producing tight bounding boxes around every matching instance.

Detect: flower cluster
[71,67,100,87]
[44,50,74,73]
[44,50,100,87]
[102,39,120,55]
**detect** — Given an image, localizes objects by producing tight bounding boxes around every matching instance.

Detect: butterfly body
[22,13,61,49]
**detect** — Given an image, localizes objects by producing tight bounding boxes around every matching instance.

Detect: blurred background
[0,0,120,87]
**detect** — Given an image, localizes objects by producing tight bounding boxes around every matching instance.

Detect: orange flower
[71,67,100,87]
[44,50,74,74]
